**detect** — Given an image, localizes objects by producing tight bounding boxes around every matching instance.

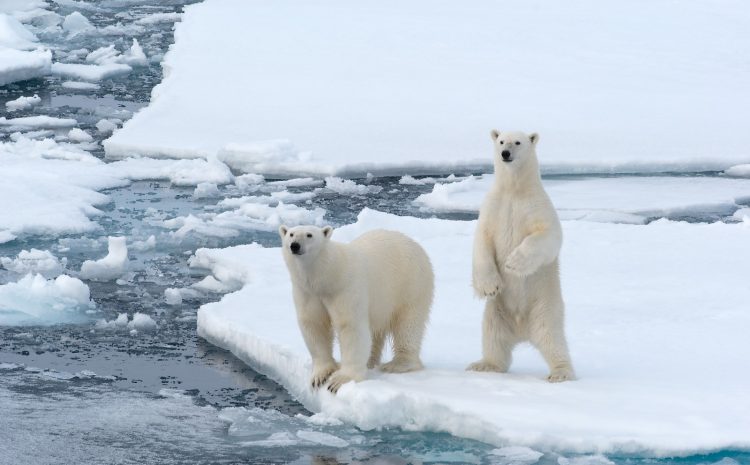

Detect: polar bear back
[348,229,434,331]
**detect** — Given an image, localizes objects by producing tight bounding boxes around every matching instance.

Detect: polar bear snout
[501,150,512,162]
[290,242,302,255]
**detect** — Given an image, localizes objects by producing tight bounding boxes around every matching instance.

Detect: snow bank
[415,175,750,223]
[79,236,128,281]
[0,273,94,326]
[105,0,750,176]
[197,209,750,455]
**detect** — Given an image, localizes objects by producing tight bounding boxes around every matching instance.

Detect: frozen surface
[1,249,66,278]
[415,175,750,223]
[51,62,132,82]
[725,164,750,178]
[0,273,94,326]
[197,209,750,455]
[0,13,51,85]
[106,0,750,176]
[5,94,41,111]
[79,236,128,281]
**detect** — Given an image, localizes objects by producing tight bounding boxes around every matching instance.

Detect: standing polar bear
[279,225,434,393]
[468,130,575,382]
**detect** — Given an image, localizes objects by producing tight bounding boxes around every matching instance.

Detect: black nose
[501,150,511,160]
[290,242,301,253]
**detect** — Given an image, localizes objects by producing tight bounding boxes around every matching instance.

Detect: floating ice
[61,80,99,90]
[0,273,94,326]
[164,288,182,306]
[105,0,750,176]
[85,39,147,67]
[193,182,220,199]
[134,12,182,25]
[0,13,39,49]
[61,11,94,35]
[725,164,750,178]
[197,209,750,455]
[127,312,157,332]
[415,175,750,223]
[1,249,66,278]
[130,235,156,252]
[95,118,118,133]
[79,236,128,281]
[51,62,132,82]
[67,127,93,143]
[489,446,544,465]
[0,115,77,130]
[106,157,233,186]
[95,312,128,330]
[0,47,51,86]
[323,176,382,195]
[5,94,40,111]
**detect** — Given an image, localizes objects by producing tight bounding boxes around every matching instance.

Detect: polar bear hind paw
[547,368,575,383]
[466,360,505,373]
[380,357,423,373]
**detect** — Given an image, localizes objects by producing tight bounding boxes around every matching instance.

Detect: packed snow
[105,0,750,176]
[79,236,128,281]
[197,209,750,456]
[415,175,750,223]
[0,273,94,326]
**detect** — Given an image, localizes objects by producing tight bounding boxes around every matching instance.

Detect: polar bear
[467,130,575,382]
[279,225,434,393]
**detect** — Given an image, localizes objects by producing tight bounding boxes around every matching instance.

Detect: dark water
[1,1,749,464]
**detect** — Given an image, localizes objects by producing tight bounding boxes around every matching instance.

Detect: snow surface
[105,0,750,176]
[415,175,750,223]
[0,273,94,326]
[79,236,128,281]
[197,209,750,455]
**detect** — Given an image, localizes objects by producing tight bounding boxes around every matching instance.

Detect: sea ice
[0,47,51,86]
[79,236,128,281]
[51,62,132,82]
[197,209,750,455]
[61,80,100,90]
[5,94,41,111]
[61,11,94,35]
[134,12,182,25]
[193,182,220,199]
[0,13,39,49]
[95,118,118,133]
[0,115,77,130]
[164,288,182,306]
[0,273,94,326]
[67,127,93,143]
[127,312,157,331]
[322,176,382,195]
[725,164,750,178]
[1,249,66,278]
[104,0,750,176]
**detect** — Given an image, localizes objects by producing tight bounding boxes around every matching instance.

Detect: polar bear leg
[381,305,426,373]
[367,330,386,369]
[327,296,371,393]
[467,298,516,373]
[528,301,575,383]
[296,298,338,388]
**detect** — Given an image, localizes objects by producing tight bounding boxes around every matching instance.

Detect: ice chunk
[0,48,51,86]
[0,115,76,130]
[0,13,39,49]
[95,118,118,134]
[127,312,157,331]
[85,39,147,66]
[61,11,94,35]
[164,288,182,306]
[490,447,543,465]
[95,312,129,330]
[0,273,94,326]
[724,164,750,178]
[67,128,93,143]
[0,231,16,244]
[61,80,99,90]
[134,12,182,25]
[79,236,128,281]
[106,157,233,186]
[197,209,750,455]
[295,430,348,448]
[399,175,437,185]
[1,249,66,278]
[130,235,156,252]
[51,62,131,82]
[193,182,220,199]
[323,176,382,195]
[5,94,40,111]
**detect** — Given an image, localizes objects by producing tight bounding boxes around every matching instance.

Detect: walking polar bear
[279,225,434,393]
[468,130,575,382]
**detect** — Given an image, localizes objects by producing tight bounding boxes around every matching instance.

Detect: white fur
[279,225,434,393]
[468,130,575,382]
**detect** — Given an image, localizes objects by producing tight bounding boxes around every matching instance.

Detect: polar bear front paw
[472,272,503,298]
[503,249,537,277]
[310,362,338,389]
[326,370,357,394]
[547,368,575,383]
[466,360,505,373]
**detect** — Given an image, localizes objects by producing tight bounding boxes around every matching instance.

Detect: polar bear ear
[322,226,333,239]
[490,129,501,141]
[278,225,288,238]
[529,133,539,145]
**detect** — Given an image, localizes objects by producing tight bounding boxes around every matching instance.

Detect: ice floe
[197,209,750,455]
[0,273,94,326]
[5,94,41,111]
[0,12,52,85]
[1,249,66,278]
[415,175,750,223]
[51,62,132,82]
[79,236,128,281]
[105,0,750,176]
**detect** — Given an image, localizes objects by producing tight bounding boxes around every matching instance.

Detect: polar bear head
[279,224,334,259]
[489,130,539,174]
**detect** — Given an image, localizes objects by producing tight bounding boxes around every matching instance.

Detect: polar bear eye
[515,141,521,145]
[499,140,504,145]
[289,233,294,237]
[307,233,312,238]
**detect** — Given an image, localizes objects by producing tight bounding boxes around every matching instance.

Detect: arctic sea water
[1,1,748,464]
